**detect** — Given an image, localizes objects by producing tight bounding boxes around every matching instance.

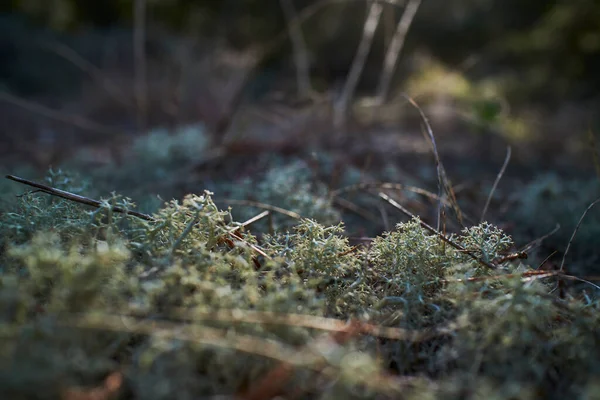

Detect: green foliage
[0,169,599,399]
[264,219,363,316]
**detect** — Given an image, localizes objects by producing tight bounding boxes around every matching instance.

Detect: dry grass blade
[401,94,464,228]
[536,251,557,270]
[519,223,560,253]
[560,197,600,272]
[116,308,444,342]
[218,199,302,220]
[377,192,497,269]
[226,211,271,234]
[62,314,325,368]
[238,318,429,400]
[481,146,511,223]
[332,181,441,199]
[60,310,455,398]
[331,181,467,214]
[561,275,600,291]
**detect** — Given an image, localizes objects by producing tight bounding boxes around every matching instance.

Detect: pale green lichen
[0,168,598,399]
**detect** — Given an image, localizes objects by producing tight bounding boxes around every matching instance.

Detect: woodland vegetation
[1,1,600,399]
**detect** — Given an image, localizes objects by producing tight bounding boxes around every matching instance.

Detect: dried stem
[333,0,383,128]
[402,94,464,228]
[519,223,560,253]
[218,198,302,219]
[560,197,600,272]
[375,0,422,104]
[5,174,155,221]
[480,146,511,223]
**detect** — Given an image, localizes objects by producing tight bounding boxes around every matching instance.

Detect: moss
[0,167,599,399]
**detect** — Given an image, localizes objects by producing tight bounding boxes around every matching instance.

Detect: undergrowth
[0,168,599,400]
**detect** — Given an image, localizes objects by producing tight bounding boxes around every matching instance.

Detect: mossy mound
[0,169,598,399]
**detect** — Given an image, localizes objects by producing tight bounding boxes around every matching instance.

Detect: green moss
[0,168,598,399]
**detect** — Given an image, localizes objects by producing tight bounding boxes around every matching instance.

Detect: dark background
[1,0,600,167]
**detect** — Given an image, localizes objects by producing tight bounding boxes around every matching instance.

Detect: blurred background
[2,0,600,166]
[1,0,600,275]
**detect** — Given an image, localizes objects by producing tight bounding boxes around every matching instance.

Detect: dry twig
[333,0,383,127]
[375,0,422,104]
[5,174,154,221]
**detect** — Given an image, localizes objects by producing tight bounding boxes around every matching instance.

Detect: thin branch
[375,0,422,104]
[5,174,155,222]
[377,192,497,269]
[480,146,511,222]
[333,0,383,127]
[560,197,600,272]
[279,0,313,98]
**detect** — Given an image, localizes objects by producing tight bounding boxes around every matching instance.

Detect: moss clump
[217,159,342,231]
[0,169,599,399]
